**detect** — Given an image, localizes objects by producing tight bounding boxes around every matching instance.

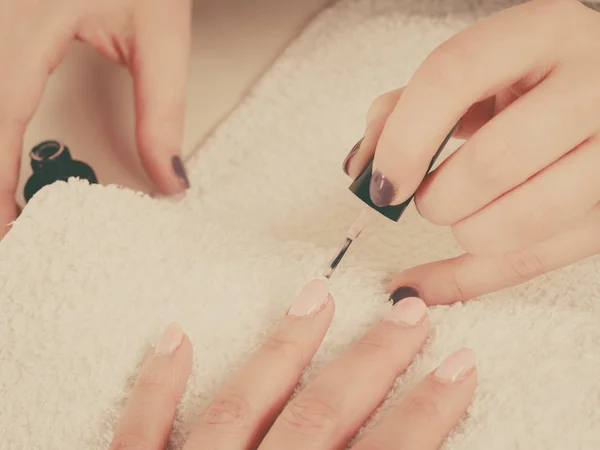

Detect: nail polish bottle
[348,122,459,221]
[24,140,98,203]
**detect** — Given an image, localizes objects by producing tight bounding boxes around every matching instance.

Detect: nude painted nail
[369,169,396,207]
[154,322,184,355]
[172,156,190,188]
[288,279,330,316]
[342,138,363,175]
[433,348,477,383]
[385,296,427,326]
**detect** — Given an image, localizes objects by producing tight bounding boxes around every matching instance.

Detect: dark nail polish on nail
[342,138,363,175]
[389,287,421,305]
[369,170,395,207]
[172,156,190,188]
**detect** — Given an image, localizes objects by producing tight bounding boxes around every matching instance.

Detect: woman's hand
[343,0,600,305]
[0,0,192,238]
[111,280,476,450]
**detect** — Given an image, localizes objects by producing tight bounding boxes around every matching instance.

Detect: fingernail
[384,296,427,326]
[389,286,421,305]
[369,169,396,207]
[172,156,190,188]
[154,322,184,355]
[433,348,477,383]
[288,279,330,316]
[342,138,363,175]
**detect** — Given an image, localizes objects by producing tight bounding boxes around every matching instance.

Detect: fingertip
[387,258,473,306]
[136,126,190,194]
[288,279,333,317]
[344,89,403,180]
[172,155,190,189]
[0,197,19,240]
[432,348,478,387]
[413,174,454,227]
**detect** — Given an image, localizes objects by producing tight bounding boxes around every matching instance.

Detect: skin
[111,281,477,450]
[344,0,600,305]
[3,0,596,305]
[0,0,192,238]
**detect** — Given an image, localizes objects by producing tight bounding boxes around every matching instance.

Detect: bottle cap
[348,121,459,221]
[30,140,72,173]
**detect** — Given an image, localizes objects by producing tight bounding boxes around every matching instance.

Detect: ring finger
[452,134,600,255]
[416,66,600,228]
[352,348,477,450]
[259,296,430,450]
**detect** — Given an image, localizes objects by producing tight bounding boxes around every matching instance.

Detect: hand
[343,0,600,305]
[0,0,192,238]
[111,280,477,449]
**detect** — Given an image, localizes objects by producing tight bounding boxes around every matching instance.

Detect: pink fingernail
[434,348,477,383]
[288,279,330,316]
[154,322,184,355]
[385,297,427,326]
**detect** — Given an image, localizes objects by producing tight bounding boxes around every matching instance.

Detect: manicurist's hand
[343,0,600,305]
[0,0,192,238]
[111,280,477,450]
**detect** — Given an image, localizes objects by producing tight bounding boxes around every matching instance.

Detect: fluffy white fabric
[2,1,600,449]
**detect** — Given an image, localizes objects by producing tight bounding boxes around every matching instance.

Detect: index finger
[110,323,193,450]
[370,0,577,207]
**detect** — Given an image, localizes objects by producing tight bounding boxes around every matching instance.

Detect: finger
[260,297,430,450]
[416,66,600,226]
[184,279,334,450]
[368,0,580,207]
[0,21,72,238]
[130,0,192,194]
[343,90,493,178]
[388,205,600,305]
[343,89,403,178]
[110,323,193,450]
[352,348,477,450]
[452,135,600,255]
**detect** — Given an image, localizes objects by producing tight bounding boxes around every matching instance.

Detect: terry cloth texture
[2,1,600,449]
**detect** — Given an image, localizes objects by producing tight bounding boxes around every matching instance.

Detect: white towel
[2,1,600,449]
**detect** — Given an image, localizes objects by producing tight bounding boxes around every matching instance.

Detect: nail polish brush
[322,121,460,280]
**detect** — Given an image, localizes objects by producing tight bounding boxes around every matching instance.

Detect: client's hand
[111,280,477,450]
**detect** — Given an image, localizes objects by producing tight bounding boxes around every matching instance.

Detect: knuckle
[198,393,252,427]
[468,131,519,190]
[109,434,151,450]
[422,41,469,93]
[280,393,339,434]
[444,265,470,304]
[498,250,547,282]
[262,332,304,362]
[404,393,445,424]
[134,369,170,398]
[353,329,395,357]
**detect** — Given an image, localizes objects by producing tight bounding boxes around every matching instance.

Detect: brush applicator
[322,122,459,280]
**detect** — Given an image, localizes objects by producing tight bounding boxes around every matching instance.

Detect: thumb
[130,0,192,194]
[387,206,600,305]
